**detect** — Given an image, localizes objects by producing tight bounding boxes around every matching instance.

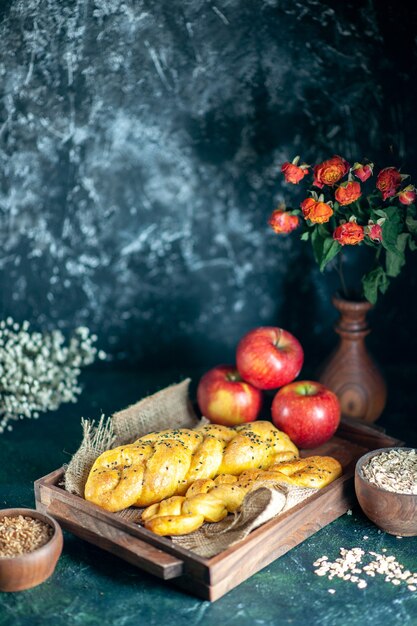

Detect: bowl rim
[0,507,63,564]
[355,447,417,498]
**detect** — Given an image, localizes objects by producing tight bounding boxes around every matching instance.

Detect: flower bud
[268,209,299,234]
[398,185,416,205]
[365,221,383,243]
[352,162,373,182]
[281,158,309,184]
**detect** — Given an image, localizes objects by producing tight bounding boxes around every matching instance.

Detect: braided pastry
[84,421,299,512]
[142,455,343,536]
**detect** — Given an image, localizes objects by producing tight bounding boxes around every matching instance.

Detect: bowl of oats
[0,508,63,591]
[355,447,417,537]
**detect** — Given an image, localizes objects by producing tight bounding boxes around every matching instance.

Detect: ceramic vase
[319,294,387,423]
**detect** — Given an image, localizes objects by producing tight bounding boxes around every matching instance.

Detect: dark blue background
[0,0,416,370]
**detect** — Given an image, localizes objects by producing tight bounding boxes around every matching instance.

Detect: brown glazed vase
[319,294,387,423]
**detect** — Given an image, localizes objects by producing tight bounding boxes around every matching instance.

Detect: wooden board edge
[35,490,184,580]
[206,471,354,566]
[173,480,354,601]
[337,417,404,449]
[205,473,355,586]
[34,472,211,581]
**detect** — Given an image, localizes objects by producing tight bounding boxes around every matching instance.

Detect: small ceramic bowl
[0,508,63,591]
[355,448,417,537]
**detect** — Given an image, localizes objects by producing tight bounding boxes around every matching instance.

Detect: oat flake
[0,515,53,557]
[361,449,417,494]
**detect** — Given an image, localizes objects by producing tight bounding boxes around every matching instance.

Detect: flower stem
[337,251,349,299]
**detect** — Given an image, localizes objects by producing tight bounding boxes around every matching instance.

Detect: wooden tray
[34,418,402,601]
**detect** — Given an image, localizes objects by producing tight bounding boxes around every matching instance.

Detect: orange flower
[268,210,299,234]
[300,198,316,219]
[309,202,334,224]
[376,167,402,201]
[398,185,416,205]
[313,155,350,188]
[352,162,373,182]
[301,198,333,224]
[335,181,362,206]
[333,221,364,246]
[281,161,309,184]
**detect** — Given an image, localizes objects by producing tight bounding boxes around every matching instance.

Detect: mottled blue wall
[0,0,416,367]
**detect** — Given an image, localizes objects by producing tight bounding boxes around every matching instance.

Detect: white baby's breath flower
[0,319,104,433]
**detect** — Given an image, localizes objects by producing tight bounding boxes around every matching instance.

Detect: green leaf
[362,267,390,305]
[320,238,341,271]
[300,231,310,241]
[386,250,404,277]
[311,226,340,271]
[385,233,408,277]
[384,206,400,217]
[406,205,417,234]
[311,226,325,266]
[409,238,417,251]
[317,224,332,238]
[374,209,388,219]
[381,210,402,254]
[397,232,409,251]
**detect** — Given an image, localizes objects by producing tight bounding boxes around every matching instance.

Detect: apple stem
[273,328,283,349]
[226,372,242,382]
[298,384,317,396]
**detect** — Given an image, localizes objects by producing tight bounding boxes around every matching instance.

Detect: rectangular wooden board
[34,418,402,601]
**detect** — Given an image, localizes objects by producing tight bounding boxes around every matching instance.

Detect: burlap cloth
[64,379,318,558]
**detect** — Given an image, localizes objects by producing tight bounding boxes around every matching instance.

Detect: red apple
[197,365,263,426]
[236,327,304,390]
[271,380,340,449]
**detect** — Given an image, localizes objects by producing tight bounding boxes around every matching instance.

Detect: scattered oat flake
[313,548,417,592]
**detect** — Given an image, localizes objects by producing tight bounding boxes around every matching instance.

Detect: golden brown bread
[142,455,343,536]
[84,421,299,512]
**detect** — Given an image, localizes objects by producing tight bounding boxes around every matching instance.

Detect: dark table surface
[1,365,417,626]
